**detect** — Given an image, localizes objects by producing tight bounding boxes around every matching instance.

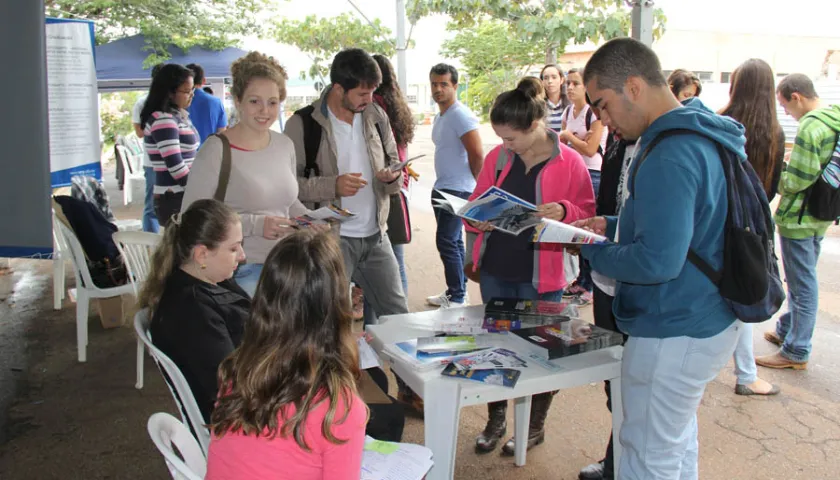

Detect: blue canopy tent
[95,35,247,91]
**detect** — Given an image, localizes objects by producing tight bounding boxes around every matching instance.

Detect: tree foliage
[272,13,400,84]
[408,0,666,62]
[440,20,543,118]
[45,0,275,66]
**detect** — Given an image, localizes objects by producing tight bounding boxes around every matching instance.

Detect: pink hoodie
[467,130,595,293]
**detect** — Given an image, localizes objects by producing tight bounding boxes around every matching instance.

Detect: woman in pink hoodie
[469,77,595,456]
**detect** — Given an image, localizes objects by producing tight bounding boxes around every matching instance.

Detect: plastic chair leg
[76,292,89,362]
[136,338,144,389]
[53,256,64,310]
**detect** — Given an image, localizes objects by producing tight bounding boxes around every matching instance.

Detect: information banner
[45,18,100,187]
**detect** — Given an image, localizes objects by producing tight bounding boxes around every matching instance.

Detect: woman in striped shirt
[540,64,570,132]
[140,64,200,227]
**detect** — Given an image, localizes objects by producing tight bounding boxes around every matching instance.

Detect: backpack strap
[631,128,725,285]
[212,133,232,202]
[585,106,605,157]
[294,105,322,179]
[373,122,393,167]
[494,148,510,183]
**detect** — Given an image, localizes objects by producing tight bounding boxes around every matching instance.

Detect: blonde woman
[182,51,321,296]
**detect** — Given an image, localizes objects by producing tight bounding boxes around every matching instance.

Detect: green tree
[271,13,399,84]
[440,20,543,119]
[409,0,666,63]
[45,0,276,66]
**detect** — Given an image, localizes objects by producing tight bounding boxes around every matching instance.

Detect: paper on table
[361,436,434,480]
[532,218,608,244]
[358,336,381,370]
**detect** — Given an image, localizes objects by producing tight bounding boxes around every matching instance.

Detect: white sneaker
[438,296,466,309]
[426,291,468,306]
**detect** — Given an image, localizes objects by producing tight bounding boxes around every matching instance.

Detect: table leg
[513,395,532,466]
[424,380,462,480]
[610,375,623,478]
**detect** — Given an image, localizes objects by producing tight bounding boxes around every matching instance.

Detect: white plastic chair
[147,412,207,480]
[52,212,70,310]
[135,308,212,455]
[114,230,161,389]
[53,217,135,362]
[115,144,146,206]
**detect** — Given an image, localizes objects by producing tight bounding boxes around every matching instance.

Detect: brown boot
[475,401,507,454]
[501,391,555,456]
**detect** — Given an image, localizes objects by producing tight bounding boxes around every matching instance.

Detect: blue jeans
[479,273,564,304]
[619,321,740,480]
[234,263,263,298]
[432,189,471,303]
[733,323,757,385]
[143,167,160,233]
[775,235,823,362]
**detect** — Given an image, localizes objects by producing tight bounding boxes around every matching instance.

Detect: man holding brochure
[575,38,743,479]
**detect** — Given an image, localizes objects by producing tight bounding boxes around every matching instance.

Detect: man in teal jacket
[578,38,743,479]
[756,74,840,370]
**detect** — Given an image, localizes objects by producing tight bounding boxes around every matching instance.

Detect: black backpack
[799,127,840,222]
[631,129,785,323]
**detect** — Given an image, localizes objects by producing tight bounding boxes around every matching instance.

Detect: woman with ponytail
[467,77,595,455]
[138,198,249,423]
[206,231,368,480]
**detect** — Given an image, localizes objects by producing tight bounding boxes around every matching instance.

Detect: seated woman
[138,199,249,424]
[207,232,370,480]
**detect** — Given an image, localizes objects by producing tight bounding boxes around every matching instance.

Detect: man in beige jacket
[285,48,408,321]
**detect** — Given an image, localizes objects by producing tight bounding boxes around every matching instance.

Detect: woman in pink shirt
[206,231,367,480]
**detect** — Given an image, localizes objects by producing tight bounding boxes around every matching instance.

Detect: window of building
[720,72,732,83]
[407,94,418,103]
[695,71,713,83]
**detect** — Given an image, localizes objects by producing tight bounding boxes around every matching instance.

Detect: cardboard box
[96,294,136,329]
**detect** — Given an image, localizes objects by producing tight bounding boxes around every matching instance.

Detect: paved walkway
[0,124,838,479]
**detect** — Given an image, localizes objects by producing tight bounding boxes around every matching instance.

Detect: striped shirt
[774,106,840,239]
[144,110,199,194]
[546,98,568,132]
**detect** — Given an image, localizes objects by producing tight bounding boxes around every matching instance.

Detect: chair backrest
[147,412,207,480]
[53,212,96,291]
[114,231,161,296]
[135,308,212,455]
[115,144,136,176]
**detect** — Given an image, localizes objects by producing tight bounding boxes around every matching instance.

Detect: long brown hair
[137,199,239,315]
[719,58,782,196]
[372,54,415,146]
[210,231,362,450]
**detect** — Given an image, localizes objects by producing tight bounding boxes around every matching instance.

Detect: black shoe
[475,402,507,454]
[579,461,605,480]
[500,429,545,456]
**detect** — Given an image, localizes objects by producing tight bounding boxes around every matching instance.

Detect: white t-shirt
[328,108,378,238]
[563,104,608,171]
[132,94,152,168]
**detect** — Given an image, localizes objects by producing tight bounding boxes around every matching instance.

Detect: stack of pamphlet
[440,348,528,388]
[361,436,433,480]
[382,335,494,371]
[483,297,580,332]
[509,318,624,360]
[293,205,354,227]
[432,186,608,243]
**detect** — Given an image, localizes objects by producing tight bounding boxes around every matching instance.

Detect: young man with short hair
[427,63,483,308]
[578,37,744,478]
[186,63,227,145]
[285,48,408,320]
[756,74,840,370]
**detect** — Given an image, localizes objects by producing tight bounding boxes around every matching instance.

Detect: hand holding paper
[388,154,425,172]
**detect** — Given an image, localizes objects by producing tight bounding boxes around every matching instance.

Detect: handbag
[374,124,412,245]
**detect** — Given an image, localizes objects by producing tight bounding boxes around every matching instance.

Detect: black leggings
[364,367,405,442]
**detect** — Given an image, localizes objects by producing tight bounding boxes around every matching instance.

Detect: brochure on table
[432,186,607,243]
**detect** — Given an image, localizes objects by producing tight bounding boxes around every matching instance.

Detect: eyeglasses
[177,88,194,96]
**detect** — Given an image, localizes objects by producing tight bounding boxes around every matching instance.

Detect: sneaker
[437,295,466,309]
[579,461,606,480]
[427,291,468,307]
[570,291,593,306]
[564,283,586,297]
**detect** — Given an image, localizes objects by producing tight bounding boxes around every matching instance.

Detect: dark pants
[575,170,602,292]
[154,191,184,228]
[432,189,471,303]
[593,284,626,478]
[365,367,406,442]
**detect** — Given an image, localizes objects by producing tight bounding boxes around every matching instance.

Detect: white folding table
[368,306,623,480]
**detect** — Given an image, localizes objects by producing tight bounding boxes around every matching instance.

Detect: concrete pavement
[0,124,838,479]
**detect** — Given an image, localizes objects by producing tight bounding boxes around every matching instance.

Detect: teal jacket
[581,98,742,339]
